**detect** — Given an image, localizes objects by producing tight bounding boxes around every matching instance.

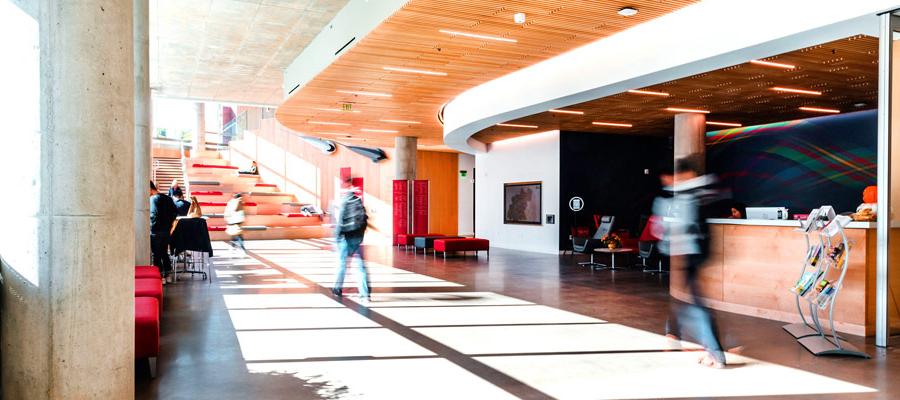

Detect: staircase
[153,157,184,193]
[183,150,331,241]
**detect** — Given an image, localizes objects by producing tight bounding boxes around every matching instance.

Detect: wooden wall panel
[417,151,459,235]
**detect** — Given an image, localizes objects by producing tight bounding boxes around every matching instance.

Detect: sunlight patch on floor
[236,328,434,361]
[223,293,342,309]
[372,305,605,327]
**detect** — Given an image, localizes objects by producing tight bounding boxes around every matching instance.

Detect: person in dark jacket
[150,181,178,278]
[173,192,191,217]
[331,177,370,301]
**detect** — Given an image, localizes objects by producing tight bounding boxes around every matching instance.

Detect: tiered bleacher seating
[180,151,331,241]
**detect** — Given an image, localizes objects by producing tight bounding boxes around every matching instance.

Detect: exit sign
[341,103,353,112]
[459,170,467,178]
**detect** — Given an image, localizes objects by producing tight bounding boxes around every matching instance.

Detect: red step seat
[198,202,257,207]
[135,265,161,280]
[255,183,277,187]
[135,278,163,309]
[396,233,442,247]
[192,163,238,170]
[208,226,226,231]
[434,238,490,258]
[191,191,223,196]
[135,297,160,377]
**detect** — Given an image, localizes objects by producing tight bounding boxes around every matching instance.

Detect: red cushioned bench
[135,297,160,378]
[135,265,161,280]
[135,278,163,310]
[434,238,490,259]
[192,163,239,170]
[396,233,442,251]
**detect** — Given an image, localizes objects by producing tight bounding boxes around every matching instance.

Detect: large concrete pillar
[0,1,135,398]
[395,136,417,180]
[134,0,151,264]
[673,112,707,174]
[194,102,206,153]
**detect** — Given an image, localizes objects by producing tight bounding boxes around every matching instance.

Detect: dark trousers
[150,232,172,275]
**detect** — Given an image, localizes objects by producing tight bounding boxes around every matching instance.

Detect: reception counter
[669,219,877,336]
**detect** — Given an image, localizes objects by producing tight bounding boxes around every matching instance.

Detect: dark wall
[707,109,876,214]
[559,132,671,249]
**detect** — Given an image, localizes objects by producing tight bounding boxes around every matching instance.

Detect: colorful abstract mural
[706,110,876,214]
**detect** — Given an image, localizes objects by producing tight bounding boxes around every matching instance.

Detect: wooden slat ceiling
[475,35,879,143]
[275,0,700,148]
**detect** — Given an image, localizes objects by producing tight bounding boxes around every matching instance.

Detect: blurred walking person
[224,193,247,253]
[654,156,730,368]
[332,177,370,301]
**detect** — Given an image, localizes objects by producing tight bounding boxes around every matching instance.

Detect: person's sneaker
[331,288,342,297]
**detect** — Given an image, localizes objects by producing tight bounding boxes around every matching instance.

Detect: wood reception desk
[669,219,877,337]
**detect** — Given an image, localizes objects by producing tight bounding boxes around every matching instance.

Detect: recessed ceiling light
[337,90,392,97]
[706,121,742,127]
[799,106,840,114]
[312,107,361,113]
[514,12,526,24]
[592,121,633,128]
[665,107,710,114]
[309,121,351,126]
[496,123,539,129]
[771,86,821,95]
[750,59,796,69]
[439,29,518,43]
[549,109,584,115]
[382,66,448,76]
[380,119,421,124]
[361,128,399,133]
[628,89,670,96]
[618,7,638,17]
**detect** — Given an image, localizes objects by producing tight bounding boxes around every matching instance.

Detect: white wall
[475,131,559,254]
[458,153,475,236]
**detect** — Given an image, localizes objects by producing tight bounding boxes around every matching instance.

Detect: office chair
[574,216,615,268]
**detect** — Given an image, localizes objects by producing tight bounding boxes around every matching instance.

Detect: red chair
[396,233,442,251]
[135,278,163,310]
[135,297,160,378]
[135,265,161,280]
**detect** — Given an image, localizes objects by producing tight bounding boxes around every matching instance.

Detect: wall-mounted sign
[459,170,467,178]
[569,196,584,212]
[341,103,353,112]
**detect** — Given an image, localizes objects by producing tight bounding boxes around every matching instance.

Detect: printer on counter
[746,207,790,220]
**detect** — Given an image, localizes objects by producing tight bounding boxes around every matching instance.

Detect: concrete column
[1,1,135,398]
[394,136,417,180]
[673,112,707,174]
[134,0,151,264]
[194,102,206,153]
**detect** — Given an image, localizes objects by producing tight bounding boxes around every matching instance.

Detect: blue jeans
[334,235,370,297]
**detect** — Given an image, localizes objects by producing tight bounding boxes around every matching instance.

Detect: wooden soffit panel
[276,0,699,146]
[474,35,878,143]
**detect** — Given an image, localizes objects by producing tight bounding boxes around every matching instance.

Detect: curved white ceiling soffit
[443,0,897,154]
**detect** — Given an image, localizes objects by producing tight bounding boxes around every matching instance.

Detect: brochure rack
[783,206,869,358]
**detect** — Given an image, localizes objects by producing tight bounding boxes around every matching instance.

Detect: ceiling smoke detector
[514,12,526,24]
[618,7,638,17]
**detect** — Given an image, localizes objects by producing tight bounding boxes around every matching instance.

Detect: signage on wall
[341,102,353,112]
[459,170,467,178]
[569,196,584,212]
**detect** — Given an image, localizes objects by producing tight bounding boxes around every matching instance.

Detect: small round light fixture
[514,12,526,24]
[618,7,638,17]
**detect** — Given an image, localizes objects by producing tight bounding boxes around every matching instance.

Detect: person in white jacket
[224,193,246,253]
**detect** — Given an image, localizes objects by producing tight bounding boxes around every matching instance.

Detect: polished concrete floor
[136,239,900,399]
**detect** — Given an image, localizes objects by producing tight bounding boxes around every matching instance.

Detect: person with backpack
[332,177,370,301]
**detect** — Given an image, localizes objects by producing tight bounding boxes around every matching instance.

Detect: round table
[591,247,635,270]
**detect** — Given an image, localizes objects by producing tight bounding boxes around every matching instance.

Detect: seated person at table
[173,191,191,217]
[727,202,746,219]
[239,161,259,175]
[187,196,203,218]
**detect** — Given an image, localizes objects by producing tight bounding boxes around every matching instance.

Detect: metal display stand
[783,206,869,358]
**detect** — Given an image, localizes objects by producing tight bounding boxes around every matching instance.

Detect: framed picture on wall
[504,182,542,225]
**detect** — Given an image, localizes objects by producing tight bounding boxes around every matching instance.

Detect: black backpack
[340,194,367,233]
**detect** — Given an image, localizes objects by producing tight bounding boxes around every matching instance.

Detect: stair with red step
[182,153,330,241]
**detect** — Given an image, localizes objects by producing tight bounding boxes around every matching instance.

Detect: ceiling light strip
[382,66,448,76]
[706,121,742,127]
[771,86,822,95]
[439,29,517,43]
[337,90,392,97]
[496,123,539,129]
[549,109,585,115]
[309,121,351,126]
[750,59,796,69]
[628,89,670,96]
[361,128,399,133]
[799,106,840,114]
[665,107,710,114]
[592,121,633,128]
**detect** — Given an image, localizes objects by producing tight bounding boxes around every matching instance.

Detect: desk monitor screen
[746,207,789,220]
